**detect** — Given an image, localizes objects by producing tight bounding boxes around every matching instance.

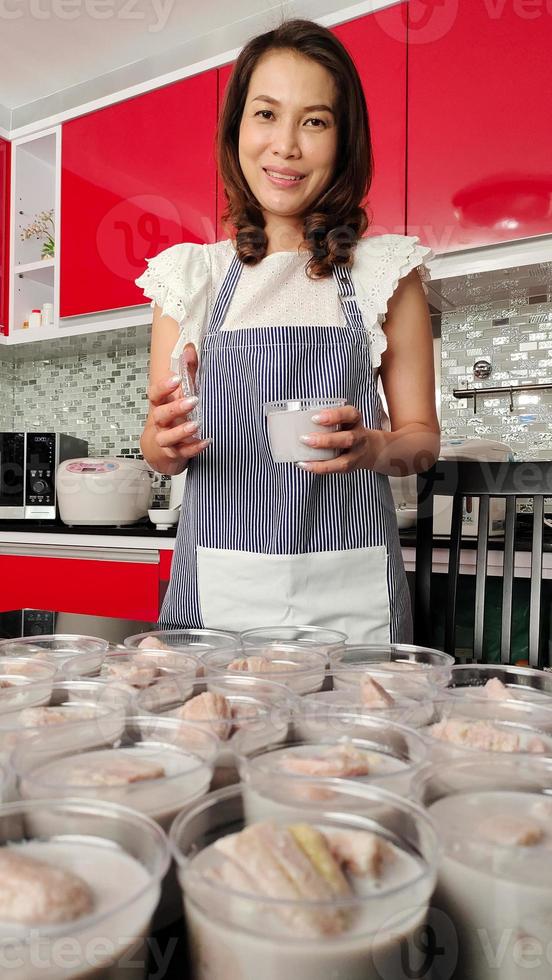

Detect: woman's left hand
[297,405,375,474]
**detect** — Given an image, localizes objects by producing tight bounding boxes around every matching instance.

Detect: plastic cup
[448,663,552,704]
[0,657,56,713]
[0,797,170,980]
[123,629,241,675]
[330,644,454,691]
[264,398,346,463]
[300,668,439,730]
[201,644,327,695]
[240,626,347,662]
[96,645,197,696]
[137,675,295,789]
[420,696,552,758]
[0,679,128,764]
[13,714,218,832]
[416,756,552,980]
[0,634,108,677]
[170,780,440,980]
[239,721,428,823]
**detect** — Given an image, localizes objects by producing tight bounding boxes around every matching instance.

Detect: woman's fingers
[311,405,362,427]
[300,429,359,451]
[147,374,182,407]
[156,420,200,448]
[153,396,199,428]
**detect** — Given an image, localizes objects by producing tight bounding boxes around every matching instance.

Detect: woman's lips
[263,168,306,189]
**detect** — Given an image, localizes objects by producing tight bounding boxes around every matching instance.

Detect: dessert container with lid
[170,780,439,980]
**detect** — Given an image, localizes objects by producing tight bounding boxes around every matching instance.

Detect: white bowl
[396,507,417,529]
[148,508,180,529]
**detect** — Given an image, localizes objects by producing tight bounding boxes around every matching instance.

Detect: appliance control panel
[25,433,55,507]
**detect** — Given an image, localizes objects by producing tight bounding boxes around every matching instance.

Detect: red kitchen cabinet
[333,6,407,236]
[0,137,10,335]
[407,0,552,252]
[0,555,160,620]
[60,71,218,318]
[216,5,407,241]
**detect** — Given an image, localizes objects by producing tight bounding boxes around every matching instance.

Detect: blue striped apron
[159,250,412,643]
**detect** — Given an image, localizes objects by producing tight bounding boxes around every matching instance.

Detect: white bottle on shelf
[41,302,53,327]
[28,309,42,329]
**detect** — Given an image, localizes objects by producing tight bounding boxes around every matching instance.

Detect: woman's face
[239,49,338,230]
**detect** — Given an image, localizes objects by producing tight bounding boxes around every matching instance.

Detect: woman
[136,18,440,642]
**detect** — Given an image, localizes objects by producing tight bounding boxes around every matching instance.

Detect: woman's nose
[270,123,300,157]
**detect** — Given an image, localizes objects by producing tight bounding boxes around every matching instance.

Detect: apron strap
[205,251,244,337]
[332,261,367,335]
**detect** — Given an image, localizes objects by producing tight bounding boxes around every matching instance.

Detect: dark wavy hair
[216,17,373,279]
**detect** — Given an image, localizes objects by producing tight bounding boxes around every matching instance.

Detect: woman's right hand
[146,370,211,466]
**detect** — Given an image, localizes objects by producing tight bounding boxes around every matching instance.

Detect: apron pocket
[196,545,390,644]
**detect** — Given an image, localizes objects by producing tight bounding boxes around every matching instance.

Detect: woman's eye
[253,110,327,128]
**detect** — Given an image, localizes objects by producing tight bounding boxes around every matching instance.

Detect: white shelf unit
[8,126,60,337]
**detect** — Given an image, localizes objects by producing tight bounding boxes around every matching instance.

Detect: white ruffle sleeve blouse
[134,234,434,374]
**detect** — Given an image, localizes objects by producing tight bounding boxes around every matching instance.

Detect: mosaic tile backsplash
[0,323,171,506]
[0,259,551,497]
[439,260,552,459]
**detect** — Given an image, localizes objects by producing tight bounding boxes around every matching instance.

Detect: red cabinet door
[0,137,10,335]
[60,71,218,318]
[407,0,552,252]
[0,556,160,620]
[333,5,407,236]
[216,6,407,241]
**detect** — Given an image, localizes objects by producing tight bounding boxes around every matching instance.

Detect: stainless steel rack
[453,381,552,413]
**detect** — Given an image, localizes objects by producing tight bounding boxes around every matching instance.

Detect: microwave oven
[0,432,88,520]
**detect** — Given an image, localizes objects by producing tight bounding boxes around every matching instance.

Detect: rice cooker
[56,458,156,526]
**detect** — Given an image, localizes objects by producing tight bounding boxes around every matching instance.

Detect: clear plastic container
[239,721,428,822]
[240,625,347,661]
[330,644,454,690]
[14,714,218,832]
[201,644,327,695]
[297,670,438,732]
[0,797,170,980]
[420,696,552,758]
[264,397,346,463]
[97,644,197,695]
[170,780,439,980]
[123,629,241,673]
[0,679,128,763]
[447,663,552,703]
[0,634,108,677]
[0,657,56,713]
[416,756,552,980]
[137,675,295,789]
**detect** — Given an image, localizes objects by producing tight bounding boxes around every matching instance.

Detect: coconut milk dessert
[330,644,454,690]
[298,674,436,734]
[15,722,217,831]
[429,790,552,980]
[179,817,435,980]
[0,635,108,678]
[0,658,55,713]
[448,666,552,708]
[202,647,327,696]
[264,398,345,463]
[241,733,426,823]
[0,834,164,980]
[422,699,552,758]
[139,686,291,789]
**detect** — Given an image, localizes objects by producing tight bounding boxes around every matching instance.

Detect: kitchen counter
[0,518,177,552]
